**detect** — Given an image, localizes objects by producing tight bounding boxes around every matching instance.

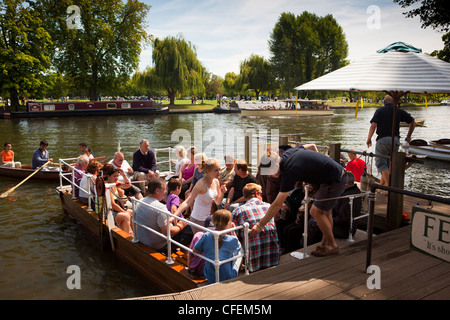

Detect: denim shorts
[375,136,399,172]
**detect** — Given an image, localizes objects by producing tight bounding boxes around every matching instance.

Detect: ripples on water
[0,106,449,299]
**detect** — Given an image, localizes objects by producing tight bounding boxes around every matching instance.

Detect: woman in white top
[174,158,226,235]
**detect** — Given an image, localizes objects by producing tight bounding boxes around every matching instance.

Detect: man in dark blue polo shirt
[249,146,347,257]
[366,95,415,186]
[132,139,158,194]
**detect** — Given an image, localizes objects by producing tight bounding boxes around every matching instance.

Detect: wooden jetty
[132,193,449,300]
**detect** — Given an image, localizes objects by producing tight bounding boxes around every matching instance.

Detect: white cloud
[140,0,445,77]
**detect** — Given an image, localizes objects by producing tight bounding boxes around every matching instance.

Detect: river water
[0,105,449,299]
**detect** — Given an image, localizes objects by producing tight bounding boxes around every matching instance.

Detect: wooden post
[279,135,288,146]
[386,151,406,231]
[329,143,341,163]
[245,135,251,174]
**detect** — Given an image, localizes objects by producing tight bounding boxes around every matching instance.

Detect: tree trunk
[9,89,20,111]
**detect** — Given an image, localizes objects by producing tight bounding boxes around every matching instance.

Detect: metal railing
[300,185,370,258]
[365,183,450,269]
[154,147,174,176]
[105,185,250,284]
[58,158,250,284]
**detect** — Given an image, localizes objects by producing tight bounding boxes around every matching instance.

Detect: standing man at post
[132,139,158,195]
[249,146,347,257]
[366,95,415,186]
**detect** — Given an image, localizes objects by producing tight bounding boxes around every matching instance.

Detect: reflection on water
[0,105,449,299]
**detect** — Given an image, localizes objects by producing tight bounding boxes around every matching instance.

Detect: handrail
[301,185,369,256]
[126,195,249,283]
[365,183,450,269]
[58,158,96,212]
[59,159,250,284]
[154,147,174,175]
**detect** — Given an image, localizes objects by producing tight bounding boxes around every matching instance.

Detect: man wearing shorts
[249,146,347,257]
[366,95,415,186]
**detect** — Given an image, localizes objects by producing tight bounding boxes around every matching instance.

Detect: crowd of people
[61,138,372,285]
[3,94,414,284]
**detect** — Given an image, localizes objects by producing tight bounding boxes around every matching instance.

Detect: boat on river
[213,101,241,113]
[238,99,333,117]
[0,164,66,181]
[56,185,208,293]
[409,139,450,161]
[2,100,169,118]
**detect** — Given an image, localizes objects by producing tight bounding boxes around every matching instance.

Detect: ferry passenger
[174,158,226,235]
[178,146,197,200]
[345,149,366,183]
[184,152,208,199]
[232,183,280,272]
[74,154,89,197]
[166,177,182,216]
[32,140,54,169]
[134,178,192,251]
[79,160,103,205]
[193,209,241,284]
[79,142,94,159]
[132,139,158,195]
[101,164,133,235]
[1,142,21,168]
[223,160,256,212]
[219,154,235,194]
[249,146,348,257]
[109,151,143,200]
[172,145,190,177]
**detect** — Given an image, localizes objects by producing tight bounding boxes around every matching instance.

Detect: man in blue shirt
[32,140,53,169]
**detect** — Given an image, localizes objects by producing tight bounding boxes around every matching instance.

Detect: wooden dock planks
[140,225,450,300]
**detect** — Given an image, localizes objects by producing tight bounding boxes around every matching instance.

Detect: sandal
[311,246,339,257]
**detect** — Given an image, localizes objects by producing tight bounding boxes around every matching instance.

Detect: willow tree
[0,0,52,108]
[238,54,273,100]
[38,0,150,101]
[148,35,205,105]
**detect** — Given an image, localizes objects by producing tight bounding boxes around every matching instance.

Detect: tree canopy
[269,11,348,96]
[0,0,52,107]
[394,0,450,62]
[37,0,150,101]
[143,35,205,105]
[238,54,273,100]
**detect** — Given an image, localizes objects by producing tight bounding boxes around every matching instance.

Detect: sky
[139,0,445,78]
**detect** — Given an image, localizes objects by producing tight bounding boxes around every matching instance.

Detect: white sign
[410,207,450,262]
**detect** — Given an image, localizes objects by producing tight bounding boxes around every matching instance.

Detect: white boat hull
[240,108,333,117]
[409,144,450,161]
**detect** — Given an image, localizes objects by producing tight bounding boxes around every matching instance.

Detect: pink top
[182,162,195,181]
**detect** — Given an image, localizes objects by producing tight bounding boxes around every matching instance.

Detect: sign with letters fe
[410,207,450,263]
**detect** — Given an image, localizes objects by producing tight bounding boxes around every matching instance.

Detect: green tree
[269,11,348,96]
[0,0,52,108]
[149,35,205,105]
[38,0,150,101]
[238,54,272,100]
[393,0,449,62]
[223,72,239,97]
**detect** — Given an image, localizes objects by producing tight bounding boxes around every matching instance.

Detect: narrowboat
[3,100,169,118]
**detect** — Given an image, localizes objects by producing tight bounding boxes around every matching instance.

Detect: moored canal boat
[3,100,169,118]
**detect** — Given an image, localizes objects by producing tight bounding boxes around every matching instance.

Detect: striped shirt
[232,198,280,273]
